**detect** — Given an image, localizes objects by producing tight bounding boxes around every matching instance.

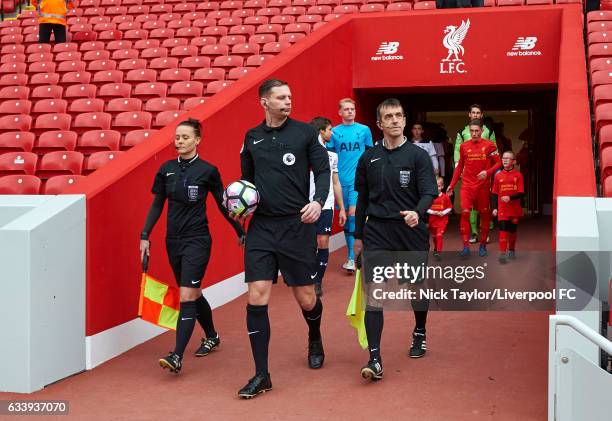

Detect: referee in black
[353,99,438,381]
[140,118,244,373]
[236,79,330,398]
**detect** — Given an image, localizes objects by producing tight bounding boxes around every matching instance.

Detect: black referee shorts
[316,209,333,235]
[363,217,429,252]
[245,214,317,286]
[166,235,212,288]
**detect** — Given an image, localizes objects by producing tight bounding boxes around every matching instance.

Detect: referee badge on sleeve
[187,185,199,201]
[399,170,411,188]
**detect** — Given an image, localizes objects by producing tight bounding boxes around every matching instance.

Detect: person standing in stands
[32,0,75,44]
[354,98,438,381]
[410,122,439,175]
[327,98,373,273]
[454,104,496,244]
[236,79,330,399]
[447,119,501,258]
[139,118,245,374]
[309,117,347,297]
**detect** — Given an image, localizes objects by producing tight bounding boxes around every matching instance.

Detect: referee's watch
[313,197,325,208]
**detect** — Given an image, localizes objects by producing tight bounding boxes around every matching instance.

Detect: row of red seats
[0,175,84,194]
[588,11,612,197]
[70,0,422,8]
[0,128,157,153]
[0,151,123,178]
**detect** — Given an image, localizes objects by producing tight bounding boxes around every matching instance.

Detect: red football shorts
[460,186,490,212]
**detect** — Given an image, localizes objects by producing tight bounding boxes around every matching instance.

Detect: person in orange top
[492,151,524,264]
[32,0,75,44]
[446,119,501,258]
[427,176,452,260]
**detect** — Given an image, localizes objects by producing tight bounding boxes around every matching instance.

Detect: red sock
[479,211,491,246]
[429,226,437,250]
[499,231,508,253]
[460,212,470,246]
[509,232,517,250]
[436,234,444,252]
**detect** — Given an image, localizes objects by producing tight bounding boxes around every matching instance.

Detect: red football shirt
[428,193,452,227]
[492,168,524,218]
[449,138,501,191]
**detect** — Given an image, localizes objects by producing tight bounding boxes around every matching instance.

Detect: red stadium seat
[114,111,153,133]
[55,51,83,62]
[1,53,26,64]
[587,11,612,23]
[64,84,97,99]
[206,80,233,95]
[0,175,41,194]
[43,175,86,194]
[307,5,332,14]
[245,54,273,67]
[193,67,226,82]
[176,27,202,38]
[133,40,160,52]
[84,150,124,174]
[83,50,112,62]
[221,0,243,9]
[360,3,384,12]
[68,98,105,115]
[117,59,147,71]
[588,22,612,34]
[0,152,38,175]
[232,43,261,56]
[57,60,87,73]
[60,71,93,87]
[386,2,412,10]
[213,55,244,68]
[28,61,57,74]
[73,112,112,134]
[106,98,143,118]
[244,16,269,25]
[148,58,179,72]
[180,56,212,72]
[282,6,306,15]
[92,69,125,86]
[128,5,151,15]
[217,17,242,27]
[244,0,267,8]
[34,130,78,154]
[163,38,189,49]
[77,130,122,154]
[0,62,26,75]
[168,81,204,100]
[591,70,612,89]
[124,69,158,85]
[193,19,218,29]
[33,113,71,135]
[80,41,105,52]
[31,85,64,100]
[0,99,31,115]
[0,73,29,86]
[0,112,30,134]
[168,19,191,30]
[285,22,311,33]
[279,33,306,43]
[142,21,166,31]
[37,151,84,178]
[29,73,61,87]
[108,41,135,52]
[170,45,199,58]
[144,97,181,113]
[123,129,158,149]
[257,7,281,17]
[262,42,291,53]
[154,109,187,128]
[227,66,251,79]
[1,34,24,45]
[27,52,54,64]
[201,44,230,56]
[596,103,612,134]
[202,25,229,37]
[111,49,139,61]
[413,0,436,8]
[1,44,25,55]
[182,97,206,110]
[588,32,612,45]
[159,68,192,83]
[599,124,612,151]
[98,83,132,100]
[184,12,208,21]
[249,33,276,44]
[87,59,117,72]
[150,28,175,40]
[601,146,612,179]
[94,23,118,32]
[32,99,68,117]
[0,86,29,100]
[220,35,247,46]
[141,47,169,59]
[229,24,256,36]
[588,44,612,62]
[0,131,35,152]
[334,4,358,13]
[256,23,283,35]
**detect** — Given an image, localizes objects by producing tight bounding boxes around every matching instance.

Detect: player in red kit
[491,151,524,264]
[427,176,452,261]
[446,119,501,258]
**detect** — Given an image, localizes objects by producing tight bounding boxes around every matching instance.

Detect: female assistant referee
[139,118,244,373]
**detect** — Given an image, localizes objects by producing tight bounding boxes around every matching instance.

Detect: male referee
[354,98,438,381]
[237,79,331,398]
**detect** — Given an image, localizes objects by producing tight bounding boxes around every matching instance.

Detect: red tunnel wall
[68,5,593,336]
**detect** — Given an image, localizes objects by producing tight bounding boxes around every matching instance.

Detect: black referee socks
[246,304,270,374]
[316,248,329,285]
[195,295,217,339]
[175,300,197,358]
[301,297,323,342]
[365,310,384,360]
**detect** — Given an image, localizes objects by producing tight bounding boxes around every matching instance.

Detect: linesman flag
[346,269,368,349]
[138,255,179,330]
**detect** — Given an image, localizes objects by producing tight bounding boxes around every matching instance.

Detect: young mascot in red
[428,176,452,260]
[447,119,501,258]
[491,151,524,264]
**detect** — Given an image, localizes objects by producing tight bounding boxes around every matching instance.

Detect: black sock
[413,310,428,332]
[364,309,384,361]
[175,300,197,358]
[316,248,329,285]
[246,304,270,374]
[195,295,217,338]
[301,296,323,342]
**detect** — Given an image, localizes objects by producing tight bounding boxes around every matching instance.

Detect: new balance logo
[371,42,404,62]
[376,42,399,55]
[512,36,537,50]
[507,37,542,57]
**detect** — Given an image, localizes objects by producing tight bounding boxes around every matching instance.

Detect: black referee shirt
[354,139,438,239]
[152,155,243,238]
[240,118,330,217]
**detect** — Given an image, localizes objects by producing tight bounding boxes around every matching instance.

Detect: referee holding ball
[354,99,438,381]
[236,79,330,399]
[140,118,244,373]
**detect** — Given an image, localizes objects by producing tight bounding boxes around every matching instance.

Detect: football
[223,180,260,217]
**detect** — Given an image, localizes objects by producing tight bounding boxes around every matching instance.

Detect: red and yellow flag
[138,273,179,330]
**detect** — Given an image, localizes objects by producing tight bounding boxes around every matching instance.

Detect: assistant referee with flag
[353,98,438,381]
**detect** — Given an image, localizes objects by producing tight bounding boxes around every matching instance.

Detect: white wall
[0,195,86,393]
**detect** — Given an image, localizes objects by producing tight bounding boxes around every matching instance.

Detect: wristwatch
[313,197,325,208]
